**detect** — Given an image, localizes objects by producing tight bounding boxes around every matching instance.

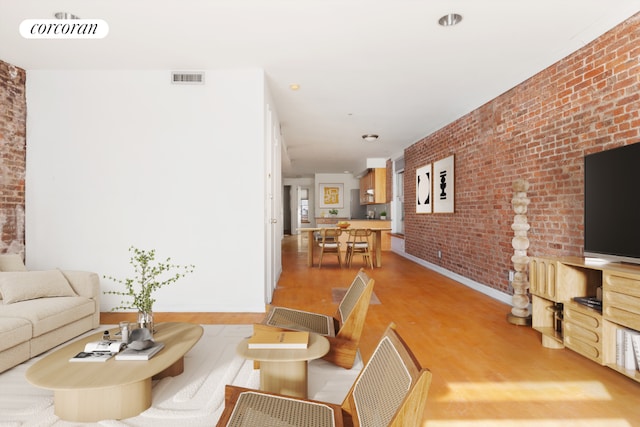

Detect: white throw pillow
[0,254,26,301]
[0,270,77,304]
[0,254,27,272]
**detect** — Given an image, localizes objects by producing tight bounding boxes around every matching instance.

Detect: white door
[264,105,282,304]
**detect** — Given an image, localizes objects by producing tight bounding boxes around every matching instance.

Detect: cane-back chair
[318,227,343,268]
[262,269,374,369]
[345,228,373,269]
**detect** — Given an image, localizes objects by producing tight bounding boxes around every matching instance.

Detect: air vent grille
[171,72,205,85]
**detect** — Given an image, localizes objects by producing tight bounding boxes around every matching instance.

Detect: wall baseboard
[393,249,513,306]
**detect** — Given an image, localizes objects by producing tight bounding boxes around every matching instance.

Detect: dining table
[298,226,391,268]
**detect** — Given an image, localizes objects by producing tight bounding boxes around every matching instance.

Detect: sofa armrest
[60,271,100,300]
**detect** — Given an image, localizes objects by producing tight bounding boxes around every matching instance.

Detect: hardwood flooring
[102,234,640,426]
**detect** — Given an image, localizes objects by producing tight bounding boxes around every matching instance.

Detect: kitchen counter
[316,217,349,225]
[316,217,389,222]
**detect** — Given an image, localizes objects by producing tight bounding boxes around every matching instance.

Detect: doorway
[283,185,292,235]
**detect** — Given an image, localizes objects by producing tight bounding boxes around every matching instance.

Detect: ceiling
[1,1,639,178]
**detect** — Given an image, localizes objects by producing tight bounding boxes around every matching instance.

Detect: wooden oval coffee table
[26,322,203,422]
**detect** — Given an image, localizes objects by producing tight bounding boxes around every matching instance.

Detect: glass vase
[137,310,154,335]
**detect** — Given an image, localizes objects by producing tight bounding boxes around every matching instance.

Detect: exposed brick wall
[0,60,26,255]
[405,13,640,293]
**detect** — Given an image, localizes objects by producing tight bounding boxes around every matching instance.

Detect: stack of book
[615,327,640,372]
[115,341,165,360]
[247,329,309,349]
[69,338,165,362]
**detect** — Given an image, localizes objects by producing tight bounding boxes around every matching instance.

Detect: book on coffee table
[70,351,115,362]
[247,330,309,349]
[115,342,165,360]
[69,340,126,363]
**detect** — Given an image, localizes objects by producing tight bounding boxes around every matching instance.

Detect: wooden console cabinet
[530,256,640,383]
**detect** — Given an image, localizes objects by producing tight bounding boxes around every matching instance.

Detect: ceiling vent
[171,71,205,85]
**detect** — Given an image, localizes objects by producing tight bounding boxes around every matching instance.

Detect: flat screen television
[584,142,640,264]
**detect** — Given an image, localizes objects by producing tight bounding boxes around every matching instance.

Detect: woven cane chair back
[343,325,429,427]
[346,228,373,269]
[318,228,343,268]
[337,270,370,324]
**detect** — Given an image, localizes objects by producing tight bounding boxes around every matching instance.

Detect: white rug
[0,325,362,426]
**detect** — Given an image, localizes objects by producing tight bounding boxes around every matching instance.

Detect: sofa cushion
[0,254,27,272]
[0,296,95,337]
[0,255,27,301]
[0,316,32,352]
[0,270,77,304]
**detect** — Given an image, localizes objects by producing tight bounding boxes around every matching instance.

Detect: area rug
[332,287,381,305]
[0,324,362,426]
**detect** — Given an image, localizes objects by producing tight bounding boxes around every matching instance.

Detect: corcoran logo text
[20,19,109,39]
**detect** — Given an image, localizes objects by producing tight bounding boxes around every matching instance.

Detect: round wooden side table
[236,332,330,398]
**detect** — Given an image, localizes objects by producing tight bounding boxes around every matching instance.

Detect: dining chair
[346,228,373,269]
[215,323,432,427]
[318,227,343,268]
[262,268,374,369]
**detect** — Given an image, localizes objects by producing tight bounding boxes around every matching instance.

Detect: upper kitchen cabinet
[360,168,386,205]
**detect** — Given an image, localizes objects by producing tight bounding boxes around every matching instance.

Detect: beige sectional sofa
[0,254,100,373]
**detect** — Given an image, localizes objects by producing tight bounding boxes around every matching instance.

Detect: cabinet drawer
[564,335,602,363]
[604,271,640,298]
[563,302,603,363]
[564,321,601,345]
[604,272,640,331]
[604,292,640,331]
[564,304,602,331]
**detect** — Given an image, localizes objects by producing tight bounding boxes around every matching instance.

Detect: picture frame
[433,155,455,213]
[416,163,432,213]
[318,183,344,209]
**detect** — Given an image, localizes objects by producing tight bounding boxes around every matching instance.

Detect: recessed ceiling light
[362,134,379,142]
[438,13,462,27]
[54,12,80,19]
[289,84,300,91]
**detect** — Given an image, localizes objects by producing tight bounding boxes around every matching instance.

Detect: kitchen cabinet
[359,168,386,205]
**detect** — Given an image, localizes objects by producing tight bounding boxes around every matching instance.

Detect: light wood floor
[102,235,640,426]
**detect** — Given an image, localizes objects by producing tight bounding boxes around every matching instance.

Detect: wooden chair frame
[262,269,374,369]
[345,228,373,269]
[216,324,432,427]
[318,227,343,268]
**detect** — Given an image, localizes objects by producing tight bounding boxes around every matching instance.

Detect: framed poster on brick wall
[416,163,432,213]
[433,155,454,213]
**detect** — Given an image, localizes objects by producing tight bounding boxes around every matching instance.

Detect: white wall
[25,69,270,312]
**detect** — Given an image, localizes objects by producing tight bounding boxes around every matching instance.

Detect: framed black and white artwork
[416,163,432,213]
[433,155,455,213]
